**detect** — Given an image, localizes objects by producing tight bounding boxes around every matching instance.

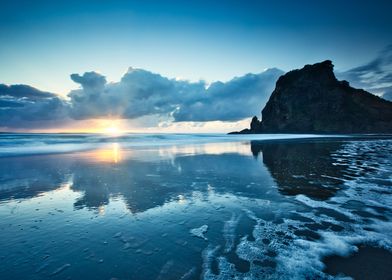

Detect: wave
[0,132,366,157]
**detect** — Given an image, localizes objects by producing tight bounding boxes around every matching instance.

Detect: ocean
[0,133,391,279]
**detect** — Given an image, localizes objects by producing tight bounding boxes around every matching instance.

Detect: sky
[0,0,392,132]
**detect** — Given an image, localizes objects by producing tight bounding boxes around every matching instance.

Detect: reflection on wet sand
[0,139,383,213]
[70,149,273,213]
[251,140,347,199]
[0,142,266,214]
[0,140,352,212]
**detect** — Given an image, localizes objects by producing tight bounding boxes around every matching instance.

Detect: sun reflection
[98,205,105,216]
[88,143,123,164]
[177,194,187,204]
[112,143,121,163]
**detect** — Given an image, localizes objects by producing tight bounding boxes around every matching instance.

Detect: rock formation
[232,60,392,134]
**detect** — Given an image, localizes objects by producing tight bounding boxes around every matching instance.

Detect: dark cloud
[173,69,283,121]
[337,45,392,95]
[383,91,392,101]
[0,99,24,108]
[0,84,69,129]
[0,84,54,99]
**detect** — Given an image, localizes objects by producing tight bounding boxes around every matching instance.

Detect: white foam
[201,245,220,279]
[197,140,392,279]
[223,213,241,253]
[190,225,208,240]
[50,263,71,276]
[179,267,197,280]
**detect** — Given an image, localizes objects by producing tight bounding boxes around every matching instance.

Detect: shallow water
[0,134,391,279]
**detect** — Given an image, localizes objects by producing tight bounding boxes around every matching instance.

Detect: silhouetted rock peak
[277,60,336,87]
[232,61,392,134]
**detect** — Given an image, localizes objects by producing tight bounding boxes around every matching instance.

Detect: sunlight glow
[99,118,126,136]
[103,125,122,136]
[84,143,123,164]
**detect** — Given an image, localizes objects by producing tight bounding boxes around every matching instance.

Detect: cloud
[173,68,283,121]
[0,65,283,130]
[0,84,69,129]
[70,71,107,92]
[337,45,392,96]
[68,67,283,122]
[382,91,392,101]
[68,68,182,119]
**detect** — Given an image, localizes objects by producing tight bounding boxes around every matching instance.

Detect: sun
[103,125,121,135]
[100,119,126,136]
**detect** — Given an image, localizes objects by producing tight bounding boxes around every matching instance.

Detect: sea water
[0,133,391,279]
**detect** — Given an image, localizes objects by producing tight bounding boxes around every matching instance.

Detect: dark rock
[228,128,252,134]
[233,60,392,134]
[250,116,262,131]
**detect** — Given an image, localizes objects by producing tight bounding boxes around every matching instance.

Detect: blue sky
[0,0,391,132]
[1,0,391,94]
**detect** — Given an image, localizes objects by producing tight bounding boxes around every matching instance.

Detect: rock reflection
[250,140,346,200]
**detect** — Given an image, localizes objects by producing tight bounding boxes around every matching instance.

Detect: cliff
[232,60,392,134]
